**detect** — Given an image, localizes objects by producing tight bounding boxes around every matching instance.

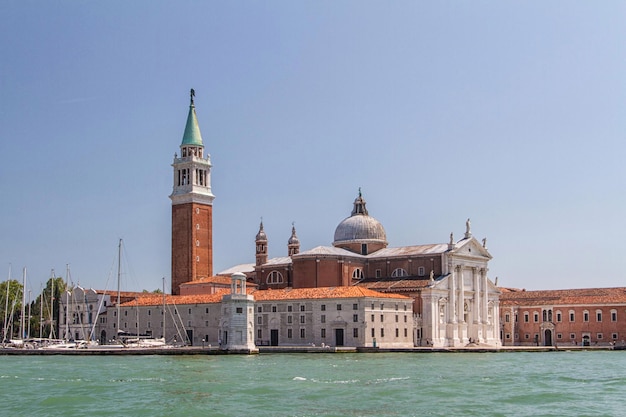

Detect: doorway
[270,329,279,346]
[544,329,552,346]
[335,328,344,347]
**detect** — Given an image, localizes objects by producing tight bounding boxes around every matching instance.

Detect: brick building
[499,287,626,347]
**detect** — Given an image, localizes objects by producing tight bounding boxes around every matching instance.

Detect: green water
[1,351,625,416]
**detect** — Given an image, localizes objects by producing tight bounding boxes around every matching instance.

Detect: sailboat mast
[20,267,26,340]
[162,277,166,341]
[49,270,55,339]
[3,264,11,345]
[65,264,70,341]
[116,239,122,337]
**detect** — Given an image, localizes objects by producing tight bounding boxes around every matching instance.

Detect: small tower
[255,221,268,266]
[287,223,300,256]
[170,89,215,295]
[220,272,257,353]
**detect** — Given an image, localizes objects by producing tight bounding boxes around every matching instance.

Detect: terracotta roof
[356,277,432,292]
[499,287,626,307]
[179,276,233,286]
[251,286,410,301]
[119,290,229,307]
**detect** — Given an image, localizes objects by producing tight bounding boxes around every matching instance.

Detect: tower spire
[181,88,203,146]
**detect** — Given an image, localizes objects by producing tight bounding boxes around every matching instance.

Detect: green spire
[181,88,203,146]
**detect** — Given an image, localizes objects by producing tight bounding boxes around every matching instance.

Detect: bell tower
[170,89,215,295]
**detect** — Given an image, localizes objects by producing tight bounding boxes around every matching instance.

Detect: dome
[332,190,387,247]
[256,221,267,242]
[333,214,387,244]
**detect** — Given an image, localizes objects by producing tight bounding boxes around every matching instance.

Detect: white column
[481,268,489,324]
[473,267,480,324]
[458,267,465,323]
[449,269,456,324]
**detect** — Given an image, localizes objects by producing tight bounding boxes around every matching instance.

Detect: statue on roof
[190,88,195,105]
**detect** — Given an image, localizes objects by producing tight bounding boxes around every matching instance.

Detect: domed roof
[333,191,387,246]
[256,221,267,242]
[288,224,300,245]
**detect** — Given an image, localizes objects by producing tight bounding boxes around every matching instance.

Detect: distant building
[499,287,626,347]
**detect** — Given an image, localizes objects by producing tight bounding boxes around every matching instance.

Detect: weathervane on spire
[190,88,195,105]
[358,187,362,197]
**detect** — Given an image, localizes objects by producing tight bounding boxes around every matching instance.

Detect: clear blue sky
[1,2,624,294]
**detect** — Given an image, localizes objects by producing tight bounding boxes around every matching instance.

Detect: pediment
[450,237,492,260]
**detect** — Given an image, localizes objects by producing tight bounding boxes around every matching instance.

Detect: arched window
[352,268,363,280]
[266,271,284,284]
[391,268,408,278]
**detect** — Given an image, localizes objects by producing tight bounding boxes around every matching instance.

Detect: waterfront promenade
[0,344,621,356]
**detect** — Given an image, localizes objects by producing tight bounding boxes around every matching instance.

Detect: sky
[1,1,625,295]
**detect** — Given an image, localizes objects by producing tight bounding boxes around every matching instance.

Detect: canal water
[1,351,624,416]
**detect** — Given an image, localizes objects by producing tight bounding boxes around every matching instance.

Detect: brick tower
[170,89,215,295]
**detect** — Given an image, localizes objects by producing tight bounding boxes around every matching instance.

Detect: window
[257,306,262,313]
[380,315,384,322]
[391,268,408,278]
[189,308,192,314]
[353,303,358,310]
[505,313,510,323]
[352,269,363,280]
[300,305,305,312]
[300,329,305,338]
[524,334,529,339]
[376,269,381,278]
[287,329,292,338]
[612,333,618,340]
[257,329,262,339]
[353,328,359,338]
[569,311,575,322]
[371,328,375,337]
[395,328,399,337]
[597,333,603,340]
[287,316,292,324]
[395,315,399,323]
[272,305,277,313]
[266,271,284,284]
[321,329,326,338]
[611,310,617,322]
[148,310,151,316]
[505,333,511,340]
[380,329,385,337]
[380,303,384,310]
[418,266,425,276]
[404,315,407,323]
[321,315,326,323]
[583,311,589,322]
[404,328,408,337]
[353,314,358,323]
[556,311,562,322]
[524,313,529,323]
[570,333,576,340]
[321,304,326,311]
[557,333,562,340]
[287,305,292,312]
[300,315,305,324]
[533,312,539,323]
[596,310,602,322]
[337,304,342,311]
[257,316,262,325]
[371,314,375,322]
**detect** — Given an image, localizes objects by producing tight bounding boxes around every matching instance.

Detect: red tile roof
[119,290,230,307]
[499,287,626,307]
[119,286,408,307]
[251,286,410,301]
